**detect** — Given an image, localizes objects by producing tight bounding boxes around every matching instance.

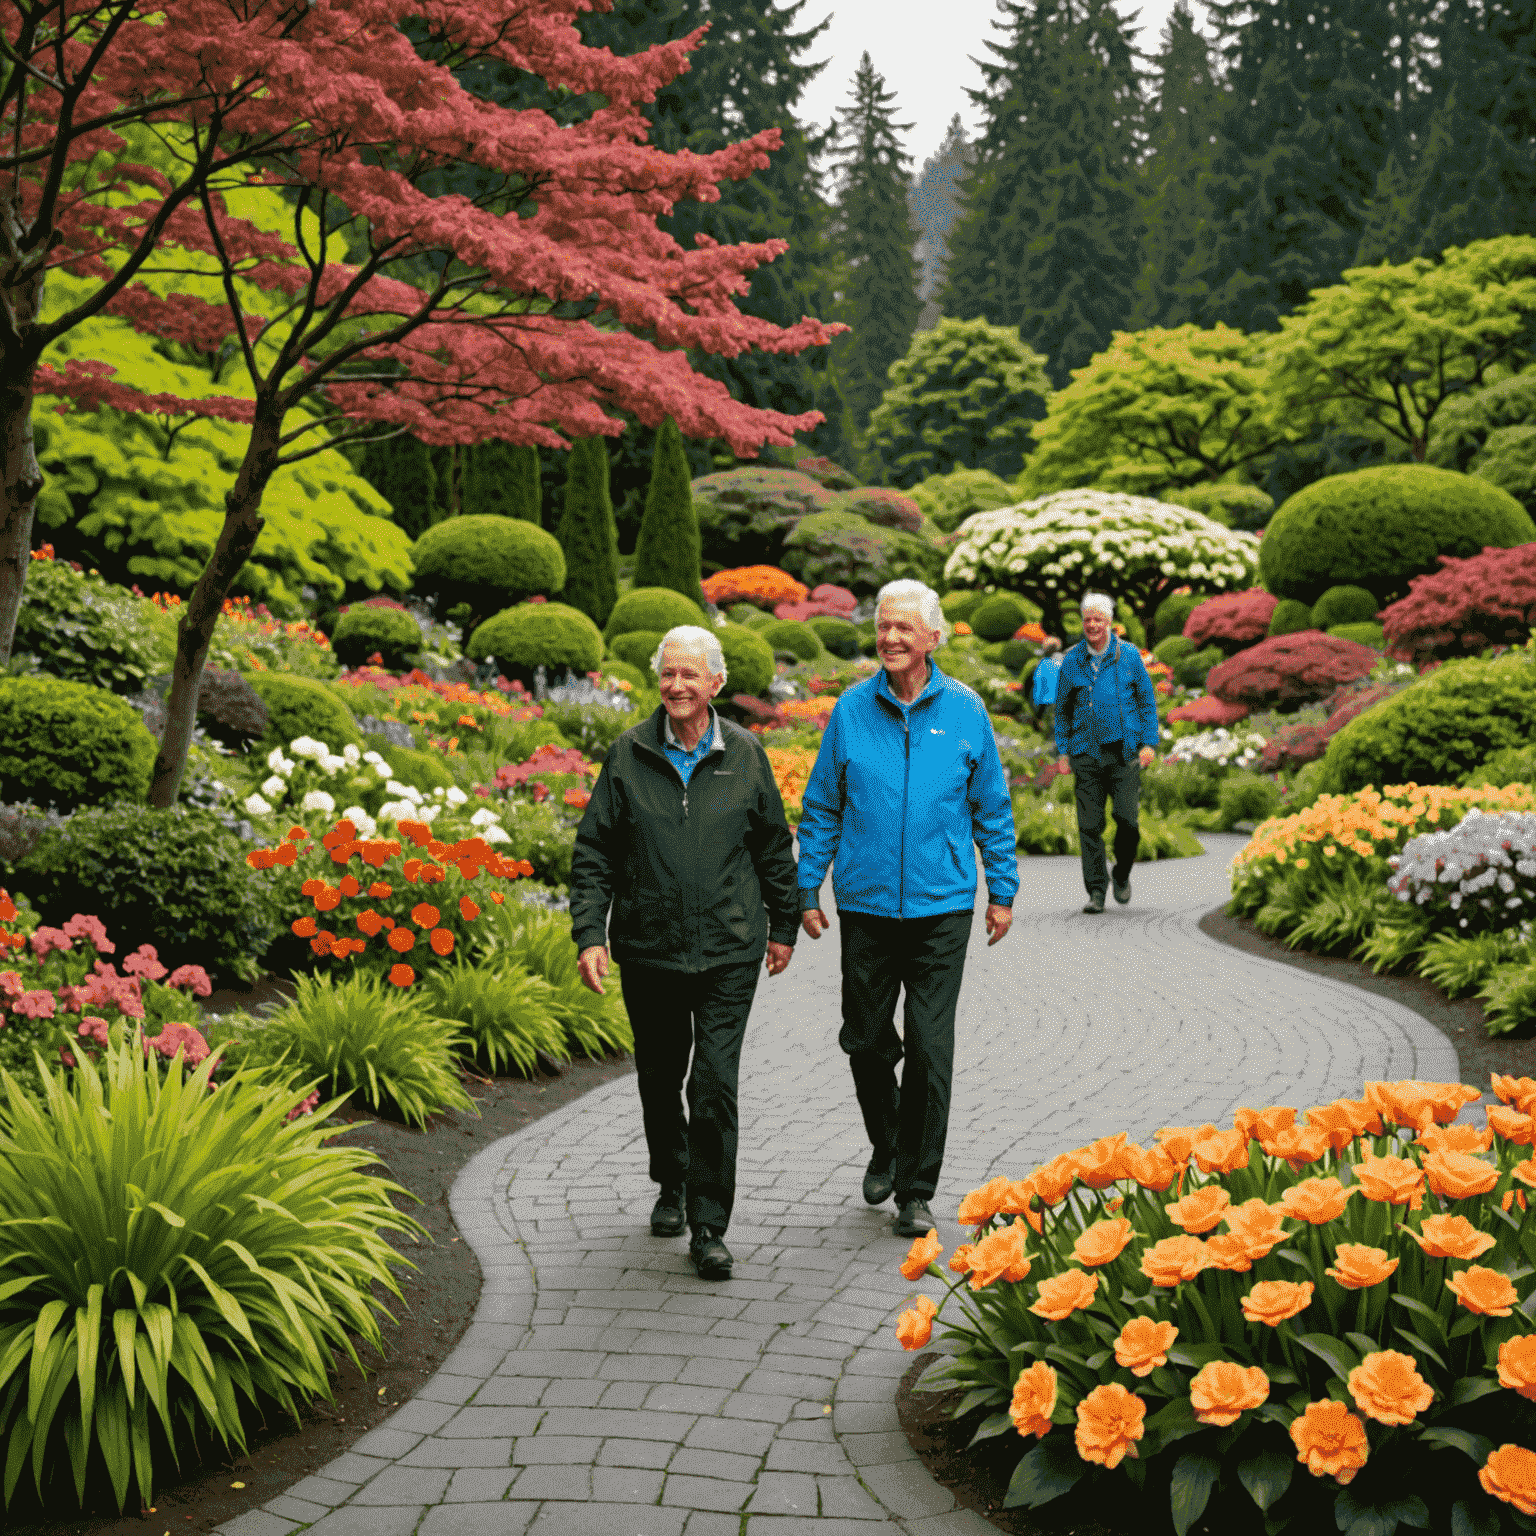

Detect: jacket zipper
[899,711,910,918]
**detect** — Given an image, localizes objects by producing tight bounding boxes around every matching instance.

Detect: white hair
[1080,592,1115,619]
[650,624,728,683]
[875,580,949,643]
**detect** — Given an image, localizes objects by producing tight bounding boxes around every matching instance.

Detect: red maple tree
[2,0,841,803]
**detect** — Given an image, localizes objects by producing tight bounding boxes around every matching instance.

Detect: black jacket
[569,707,801,971]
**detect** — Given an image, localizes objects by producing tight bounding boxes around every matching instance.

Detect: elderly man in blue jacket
[1054,593,1161,915]
[797,579,1018,1239]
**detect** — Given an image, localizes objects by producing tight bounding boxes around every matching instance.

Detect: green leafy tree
[908,115,974,330]
[824,53,922,432]
[1020,324,1295,497]
[942,0,1145,386]
[634,416,706,609]
[1267,236,1536,461]
[463,442,541,522]
[555,437,621,629]
[356,434,441,540]
[866,317,1051,488]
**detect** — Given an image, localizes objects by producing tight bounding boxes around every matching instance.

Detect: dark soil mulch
[8,980,636,1535]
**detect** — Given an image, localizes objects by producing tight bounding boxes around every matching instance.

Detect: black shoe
[689,1227,733,1281]
[1082,894,1105,914]
[894,1198,936,1238]
[650,1185,686,1237]
[1112,875,1131,905]
[862,1152,896,1207]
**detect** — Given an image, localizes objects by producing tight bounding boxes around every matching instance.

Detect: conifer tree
[358,435,441,540]
[825,54,922,431]
[556,437,620,629]
[462,442,542,521]
[909,115,974,330]
[634,416,706,610]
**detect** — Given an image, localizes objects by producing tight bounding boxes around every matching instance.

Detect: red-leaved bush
[1379,543,1536,663]
[1256,684,1397,772]
[1206,632,1379,710]
[830,487,926,534]
[774,583,859,621]
[1167,695,1251,727]
[1182,589,1278,652]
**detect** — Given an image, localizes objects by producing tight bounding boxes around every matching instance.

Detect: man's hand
[1138,745,1156,768]
[802,908,828,939]
[577,944,609,995]
[985,904,1013,946]
[765,940,793,976]
[1057,755,1071,776]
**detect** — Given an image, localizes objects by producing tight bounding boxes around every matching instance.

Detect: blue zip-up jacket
[795,663,1019,918]
[1052,635,1160,761]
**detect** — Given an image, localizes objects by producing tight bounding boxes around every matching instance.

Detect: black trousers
[619,960,760,1235]
[1071,752,1141,897]
[837,911,973,1204]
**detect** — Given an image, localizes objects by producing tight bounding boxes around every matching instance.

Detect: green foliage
[555,437,620,628]
[1153,591,1205,642]
[908,467,1019,534]
[418,960,568,1076]
[330,605,421,671]
[252,973,472,1127]
[7,804,279,984]
[1463,743,1536,789]
[603,587,708,640]
[1469,422,1536,515]
[607,630,665,675]
[1161,482,1275,532]
[462,442,541,522]
[941,590,985,623]
[1267,599,1315,637]
[781,510,941,596]
[0,1038,420,1512]
[1311,584,1379,628]
[410,516,567,631]
[1216,772,1283,829]
[716,622,775,696]
[807,616,859,659]
[688,468,838,570]
[355,433,440,540]
[0,676,156,812]
[1174,645,1225,688]
[761,619,823,662]
[1416,930,1529,999]
[595,658,647,691]
[1322,653,1536,794]
[1259,465,1536,606]
[970,593,1032,641]
[1011,790,1204,860]
[1327,621,1385,647]
[633,417,705,609]
[1154,634,1197,665]
[865,316,1051,487]
[248,672,363,749]
[466,602,604,678]
[367,739,457,792]
[1479,956,1536,1035]
[11,558,165,694]
[1427,366,1536,472]
[492,801,578,885]
[537,699,642,758]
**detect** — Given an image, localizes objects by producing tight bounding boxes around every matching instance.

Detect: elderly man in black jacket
[571,624,800,1281]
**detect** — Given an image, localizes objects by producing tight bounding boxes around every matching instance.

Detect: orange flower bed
[765,746,818,820]
[700,565,808,609]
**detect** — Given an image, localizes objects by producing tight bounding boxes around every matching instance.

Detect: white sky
[796,0,1202,170]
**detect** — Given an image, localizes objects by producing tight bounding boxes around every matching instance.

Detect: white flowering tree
[942,489,1262,637]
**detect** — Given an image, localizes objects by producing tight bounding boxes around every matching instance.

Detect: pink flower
[122,944,166,981]
[144,1021,209,1065]
[63,914,114,954]
[167,964,212,998]
[77,1016,110,1046]
[58,1047,76,1069]
[0,971,22,1001]
[30,926,74,959]
[287,1088,322,1121]
[13,989,56,1019]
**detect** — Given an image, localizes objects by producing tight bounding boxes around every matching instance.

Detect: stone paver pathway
[221,836,1457,1536]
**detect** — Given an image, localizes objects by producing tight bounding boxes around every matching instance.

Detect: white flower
[289,736,328,761]
[470,807,503,827]
[243,793,273,816]
[301,790,336,814]
[363,750,388,769]
[261,775,287,798]
[419,804,440,822]
[341,805,377,838]
[375,800,414,823]
[343,744,361,765]
[445,786,467,806]
[480,825,511,844]
[320,754,348,776]
[267,748,295,777]
[385,780,423,804]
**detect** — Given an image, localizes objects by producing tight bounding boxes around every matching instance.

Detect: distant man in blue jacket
[1054,593,1160,915]
[797,579,1018,1239]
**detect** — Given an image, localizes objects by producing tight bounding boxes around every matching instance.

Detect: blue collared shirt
[661,707,722,787]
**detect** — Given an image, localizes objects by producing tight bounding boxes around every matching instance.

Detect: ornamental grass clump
[0,1036,421,1511]
[897,1077,1536,1536]
[418,960,567,1077]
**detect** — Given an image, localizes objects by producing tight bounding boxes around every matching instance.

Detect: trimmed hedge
[1266,598,1314,637]
[249,672,364,748]
[364,737,458,790]
[716,623,776,696]
[808,616,860,659]
[689,468,837,569]
[761,619,822,662]
[941,590,985,623]
[1153,634,1197,665]
[603,586,708,641]
[1310,584,1378,628]
[1172,644,1225,688]
[332,604,422,670]
[971,593,1034,642]
[1259,465,1536,606]
[780,511,941,596]
[411,515,566,625]
[1328,621,1385,647]
[825,487,925,534]
[0,676,156,810]
[467,602,604,676]
[1161,483,1274,532]
[608,630,665,675]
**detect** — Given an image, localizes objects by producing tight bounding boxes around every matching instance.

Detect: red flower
[388,964,415,987]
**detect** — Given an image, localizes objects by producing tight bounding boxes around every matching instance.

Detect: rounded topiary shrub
[1173,644,1225,688]
[1328,621,1385,648]
[411,516,567,627]
[365,738,459,790]
[941,590,984,623]
[1184,589,1278,652]
[193,666,268,749]
[1161,484,1274,532]
[1310,584,1379,629]
[825,487,925,534]
[467,602,604,677]
[1267,598,1314,637]
[1206,631,1380,711]
[762,619,822,663]
[0,677,156,809]
[689,468,838,569]
[716,623,776,696]
[608,630,665,675]
[1322,653,1536,793]
[1153,591,1205,642]
[603,586,708,641]
[808,616,860,659]
[1154,634,1196,666]
[1000,639,1038,672]
[1259,465,1536,606]
[249,672,364,748]
[780,512,941,596]
[970,593,1033,642]
[597,657,649,691]
[332,604,422,670]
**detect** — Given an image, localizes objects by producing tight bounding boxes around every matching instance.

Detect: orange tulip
[1155,1123,1218,1165]
[1223,1199,1286,1262]
[895,1294,937,1351]
[387,927,416,953]
[1029,1154,1078,1206]
[1492,1075,1536,1115]
[1503,1188,1528,1213]
[356,910,384,937]
[1325,1244,1399,1290]
[1303,1101,1366,1154]
[901,1229,943,1280]
[1481,1445,1536,1517]
[1189,1361,1269,1426]
[1073,1217,1134,1268]
[968,1219,1032,1289]
[1487,1105,1535,1145]
[1029,1268,1099,1321]
[1355,1154,1425,1207]
[1446,1265,1519,1317]
[957,1175,1013,1227]
[337,874,360,898]
[1404,1214,1498,1260]
[1073,1383,1145,1469]
[1417,1122,1494,1155]
[1114,1317,1177,1378]
[1497,1335,1536,1401]
[1140,1235,1212,1287]
[1191,1129,1250,1175]
[411,902,441,929]
[1424,1149,1500,1200]
[291,916,317,938]
[1234,1105,1295,1142]
[313,885,341,912]
[1072,1133,1130,1189]
[1166,1185,1230,1234]
[1010,1362,1058,1439]
[1205,1233,1256,1273]
[1289,1399,1369,1484]
[1516,1156,1536,1189]
[369,881,393,899]
[948,1244,974,1275]
[1347,1350,1434,1425]
[1121,1143,1177,1192]
[1277,1177,1355,1226]
[1260,1122,1332,1168]
[459,895,481,922]
[997,1178,1044,1234]
[1241,1280,1313,1327]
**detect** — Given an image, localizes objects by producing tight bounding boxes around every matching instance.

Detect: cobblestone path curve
[220,836,1458,1536]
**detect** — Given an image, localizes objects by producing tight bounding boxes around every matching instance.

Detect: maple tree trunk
[148,414,278,807]
[0,361,43,667]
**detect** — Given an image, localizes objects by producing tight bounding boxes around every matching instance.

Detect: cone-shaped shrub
[555,437,620,628]
[462,441,541,522]
[634,416,706,610]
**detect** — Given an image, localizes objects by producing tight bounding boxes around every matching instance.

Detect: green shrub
[1267,598,1314,636]
[249,671,363,748]
[807,616,859,659]
[1000,639,1036,672]
[555,436,620,628]
[1321,652,1536,793]
[1160,482,1274,532]
[825,486,925,533]
[1154,634,1197,665]
[1259,464,1536,606]
[780,511,941,595]
[633,416,706,609]
[909,467,1019,534]
[366,738,458,791]
[1469,422,1536,516]
[494,800,578,884]
[12,557,165,693]
[717,622,776,695]
[1427,367,1536,472]
[251,973,472,1126]
[1481,955,1536,1035]
[1311,583,1378,628]
[538,699,641,757]
[1141,758,1221,813]
[608,630,665,675]
[596,657,648,691]
[1327,621,1385,647]
[0,677,155,810]
[1462,743,1536,789]
[1173,644,1225,688]
[331,603,422,670]
[941,590,984,622]
[970,593,1033,641]
[1152,591,1205,642]
[739,608,778,632]
[418,960,568,1076]
[193,666,269,748]
[603,586,708,641]
[0,1038,422,1513]
[761,619,823,662]
[410,515,567,629]
[1216,771,1283,829]
[1416,930,1529,999]
[6,804,280,983]
[689,467,838,569]
[466,601,604,677]
[726,603,762,626]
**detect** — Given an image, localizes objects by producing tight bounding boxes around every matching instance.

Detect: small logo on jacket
[931,728,944,736]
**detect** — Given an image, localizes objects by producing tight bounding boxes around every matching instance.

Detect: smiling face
[876,601,942,677]
[657,642,723,730]
[1081,606,1112,649]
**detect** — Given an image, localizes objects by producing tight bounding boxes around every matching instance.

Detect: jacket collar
[1074,634,1120,666]
[663,705,722,755]
[639,704,725,760]
[876,658,945,712]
